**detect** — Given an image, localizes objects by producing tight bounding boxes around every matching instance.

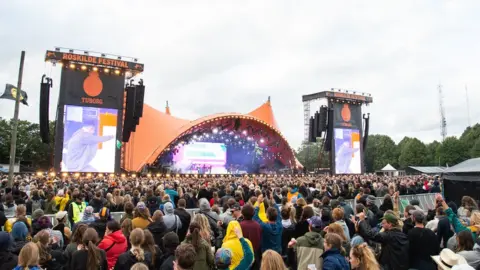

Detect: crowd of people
[0,173,479,270]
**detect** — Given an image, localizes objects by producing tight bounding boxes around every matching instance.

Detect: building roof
[122,100,298,172]
[408,166,446,174]
[443,158,480,173]
[381,164,397,171]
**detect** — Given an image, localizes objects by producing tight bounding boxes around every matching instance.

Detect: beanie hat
[32,209,44,220]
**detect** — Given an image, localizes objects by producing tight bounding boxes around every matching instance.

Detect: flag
[0,84,28,105]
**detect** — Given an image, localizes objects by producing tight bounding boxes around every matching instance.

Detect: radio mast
[438,84,447,141]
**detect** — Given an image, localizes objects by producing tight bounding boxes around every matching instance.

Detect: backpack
[32,199,43,213]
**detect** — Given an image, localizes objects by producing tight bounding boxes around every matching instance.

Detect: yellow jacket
[253,202,268,223]
[222,221,254,270]
[4,217,32,233]
[54,193,70,211]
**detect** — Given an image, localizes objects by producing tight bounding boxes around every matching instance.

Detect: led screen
[172,142,227,173]
[61,105,118,172]
[334,128,361,174]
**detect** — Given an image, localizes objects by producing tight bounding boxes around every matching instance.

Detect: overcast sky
[1,1,479,150]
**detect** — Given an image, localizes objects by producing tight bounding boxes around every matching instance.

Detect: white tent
[377,164,402,176]
[381,164,397,171]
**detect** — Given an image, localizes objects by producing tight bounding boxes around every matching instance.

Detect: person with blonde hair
[260,249,287,270]
[192,213,212,243]
[5,205,31,233]
[14,242,41,270]
[130,262,149,270]
[132,202,152,230]
[114,228,152,270]
[350,243,380,270]
[325,223,351,256]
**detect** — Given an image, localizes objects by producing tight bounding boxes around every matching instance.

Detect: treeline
[296,123,480,172]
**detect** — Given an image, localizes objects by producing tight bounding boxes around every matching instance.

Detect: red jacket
[98,230,128,269]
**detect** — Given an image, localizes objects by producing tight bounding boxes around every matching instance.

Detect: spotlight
[81,65,87,71]
[147,173,152,177]
[84,51,89,55]
[98,173,104,177]
[156,173,161,177]
[234,135,239,139]
[74,173,80,177]
[166,174,171,178]
[93,67,98,72]
[176,174,180,177]
[242,130,247,135]
[110,173,115,177]
[101,53,106,57]
[229,131,234,135]
[193,135,198,139]
[121,173,126,177]
[49,172,56,177]
[57,62,63,67]
[69,49,74,53]
[62,172,68,177]
[69,63,75,69]
[213,128,218,134]
[86,173,92,178]
[36,171,43,176]
[247,137,252,141]
[104,68,110,73]
[132,174,136,178]
[114,69,121,75]
[55,47,60,52]
[205,134,209,138]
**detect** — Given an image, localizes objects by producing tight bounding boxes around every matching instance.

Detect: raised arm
[233,227,254,270]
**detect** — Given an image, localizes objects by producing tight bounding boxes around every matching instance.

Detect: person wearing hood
[215,226,254,270]
[98,220,128,270]
[221,221,254,270]
[147,210,168,248]
[288,216,324,270]
[253,194,283,254]
[80,206,96,224]
[198,198,221,247]
[90,207,111,239]
[162,202,182,234]
[11,222,29,255]
[0,231,18,270]
[31,209,48,236]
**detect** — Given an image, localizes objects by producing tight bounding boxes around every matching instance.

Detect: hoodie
[147,220,168,248]
[162,202,182,232]
[334,220,351,241]
[198,198,221,239]
[458,244,480,269]
[221,221,254,270]
[295,231,324,270]
[98,230,128,270]
[253,203,283,253]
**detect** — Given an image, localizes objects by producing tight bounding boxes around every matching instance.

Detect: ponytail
[86,240,102,270]
[192,228,200,249]
[131,246,145,261]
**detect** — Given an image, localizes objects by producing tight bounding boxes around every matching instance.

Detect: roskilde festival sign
[45,51,144,72]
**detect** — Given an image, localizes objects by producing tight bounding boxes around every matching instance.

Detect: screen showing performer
[61,105,117,173]
[172,142,227,173]
[334,128,361,174]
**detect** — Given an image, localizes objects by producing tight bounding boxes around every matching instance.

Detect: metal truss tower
[438,84,447,141]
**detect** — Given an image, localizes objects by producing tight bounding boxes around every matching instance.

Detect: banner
[1,84,28,105]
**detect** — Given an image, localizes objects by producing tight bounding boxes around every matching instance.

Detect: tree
[398,138,428,168]
[425,141,441,165]
[460,124,480,151]
[471,137,480,158]
[364,135,398,172]
[436,137,469,166]
[295,141,329,171]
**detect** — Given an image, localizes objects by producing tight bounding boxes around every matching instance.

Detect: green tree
[364,134,398,172]
[398,138,428,168]
[460,124,480,153]
[471,137,480,158]
[425,141,441,165]
[437,136,469,166]
[295,141,329,171]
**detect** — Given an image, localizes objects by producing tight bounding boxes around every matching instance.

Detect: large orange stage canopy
[122,99,302,172]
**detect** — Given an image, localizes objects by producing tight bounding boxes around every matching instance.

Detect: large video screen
[61,105,118,173]
[172,142,227,173]
[334,128,361,174]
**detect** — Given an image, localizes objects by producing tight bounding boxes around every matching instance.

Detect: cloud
[0,0,479,153]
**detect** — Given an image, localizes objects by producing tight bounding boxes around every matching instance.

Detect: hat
[57,190,64,196]
[12,222,28,241]
[84,206,94,216]
[432,248,468,270]
[230,203,241,211]
[366,195,376,206]
[307,216,323,228]
[411,210,425,223]
[56,211,68,220]
[381,213,399,225]
[451,265,475,270]
[32,209,45,220]
[215,248,233,269]
[0,232,12,251]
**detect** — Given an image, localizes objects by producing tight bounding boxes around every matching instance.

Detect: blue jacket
[322,248,350,270]
[253,203,282,254]
[165,189,179,206]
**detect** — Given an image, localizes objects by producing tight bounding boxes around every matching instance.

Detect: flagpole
[7,51,25,188]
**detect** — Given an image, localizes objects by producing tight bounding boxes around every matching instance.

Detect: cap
[215,248,233,269]
[381,213,399,225]
[411,210,425,223]
[56,211,68,220]
[230,203,241,211]
[307,216,323,228]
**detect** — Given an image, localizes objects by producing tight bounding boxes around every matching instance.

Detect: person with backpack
[26,190,45,215]
[163,202,182,234]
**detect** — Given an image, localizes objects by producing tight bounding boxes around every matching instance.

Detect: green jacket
[446,208,478,240]
[183,235,215,270]
[295,231,324,270]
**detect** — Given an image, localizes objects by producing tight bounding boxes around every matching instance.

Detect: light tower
[438,84,447,141]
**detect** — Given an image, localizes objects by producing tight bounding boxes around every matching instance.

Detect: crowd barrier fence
[7,193,436,227]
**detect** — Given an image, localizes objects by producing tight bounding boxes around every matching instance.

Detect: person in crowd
[182,222,215,270]
[173,244,196,270]
[79,206,96,224]
[0,231,18,270]
[191,214,213,244]
[98,220,128,270]
[5,205,31,233]
[70,228,108,270]
[120,202,135,224]
[35,229,65,270]
[114,228,152,270]
[53,210,72,245]
[456,230,480,268]
[146,189,159,216]
[11,221,29,255]
[355,211,409,270]
[3,194,17,217]
[254,194,283,254]
[457,196,479,218]
[132,202,152,230]
[294,205,314,239]
[164,184,179,206]
[220,200,242,227]
[163,202,182,234]
[147,210,168,248]
[174,199,192,242]
[436,194,479,240]
[31,209,46,236]
[260,249,287,270]
[408,210,440,270]
[321,233,350,270]
[68,193,87,225]
[89,191,106,213]
[349,243,380,270]
[14,242,41,270]
[325,223,351,256]
[221,221,254,270]
[240,204,261,269]
[332,207,351,242]
[215,226,254,270]
[64,223,88,267]
[433,206,454,249]
[159,232,180,270]
[210,192,220,207]
[432,248,472,270]
[142,229,162,268]
[288,215,324,270]
[130,263,149,270]
[121,218,133,248]
[197,198,221,248]
[90,207,111,239]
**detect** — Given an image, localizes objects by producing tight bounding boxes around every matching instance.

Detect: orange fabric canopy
[123,100,298,172]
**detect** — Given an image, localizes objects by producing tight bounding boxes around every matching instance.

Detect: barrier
[6,194,435,227]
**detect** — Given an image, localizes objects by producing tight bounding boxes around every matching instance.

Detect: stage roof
[443,158,480,174]
[122,99,298,172]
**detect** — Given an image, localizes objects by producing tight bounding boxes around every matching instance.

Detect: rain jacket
[254,203,282,253]
[98,230,128,270]
[253,201,268,223]
[445,208,478,240]
[321,248,349,270]
[163,202,182,233]
[183,234,215,270]
[458,243,480,269]
[54,193,70,211]
[221,221,254,270]
[294,231,324,270]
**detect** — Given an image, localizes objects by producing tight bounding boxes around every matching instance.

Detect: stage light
[36,171,43,176]
[81,65,87,71]
[104,68,110,73]
[93,67,98,72]
[101,53,106,57]
[62,172,68,177]
[132,173,137,177]
[86,173,92,178]
[147,173,152,177]
[234,135,239,139]
[242,130,247,135]
[114,69,121,75]
[247,137,252,141]
[57,62,64,67]
[69,63,75,69]
[134,58,138,62]
[260,138,265,143]
[193,135,197,139]
[166,174,171,178]
[98,173,104,177]
[205,134,209,138]
[156,173,161,177]
[84,51,89,55]
[110,173,115,177]
[212,128,218,134]
[117,56,122,60]
[176,174,180,177]
[121,173,126,177]
[50,172,56,177]
[229,131,234,135]
[74,173,80,178]
[69,49,74,53]
[55,47,60,52]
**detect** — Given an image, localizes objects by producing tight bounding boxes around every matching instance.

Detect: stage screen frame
[333,128,362,174]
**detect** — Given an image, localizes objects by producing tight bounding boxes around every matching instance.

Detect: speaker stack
[122,80,146,142]
[39,75,52,144]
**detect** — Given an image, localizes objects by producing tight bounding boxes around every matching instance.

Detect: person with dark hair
[64,224,88,267]
[98,220,128,270]
[174,244,197,270]
[294,206,314,239]
[142,229,162,269]
[456,230,480,268]
[68,193,87,226]
[182,222,214,269]
[254,194,283,254]
[174,199,191,242]
[321,233,349,270]
[240,204,261,269]
[0,231,18,270]
[288,215,324,270]
[159,232,180,270]
[120,202,135,224]
[70,228,108,270]
[408,210,439,270]
[35,229,66,270]
[90,207,111,239]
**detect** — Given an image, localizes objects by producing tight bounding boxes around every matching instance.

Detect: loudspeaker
[308,116,316,143]
[313,111,320,140]
[363,113,370,151]
[39,75,52,144]
[318,106,328,134]
[234,118,241,131]
[122,86,136,142]
[133,84,145,125]
[324,108,334,152]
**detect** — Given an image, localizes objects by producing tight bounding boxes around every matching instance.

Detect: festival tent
[406,166,446,175]
[442,157,480,206]
[376,164,401,176]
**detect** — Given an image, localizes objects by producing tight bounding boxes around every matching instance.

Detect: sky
[0,1,479,150]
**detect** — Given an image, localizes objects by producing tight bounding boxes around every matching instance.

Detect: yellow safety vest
[72,202,86,223]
